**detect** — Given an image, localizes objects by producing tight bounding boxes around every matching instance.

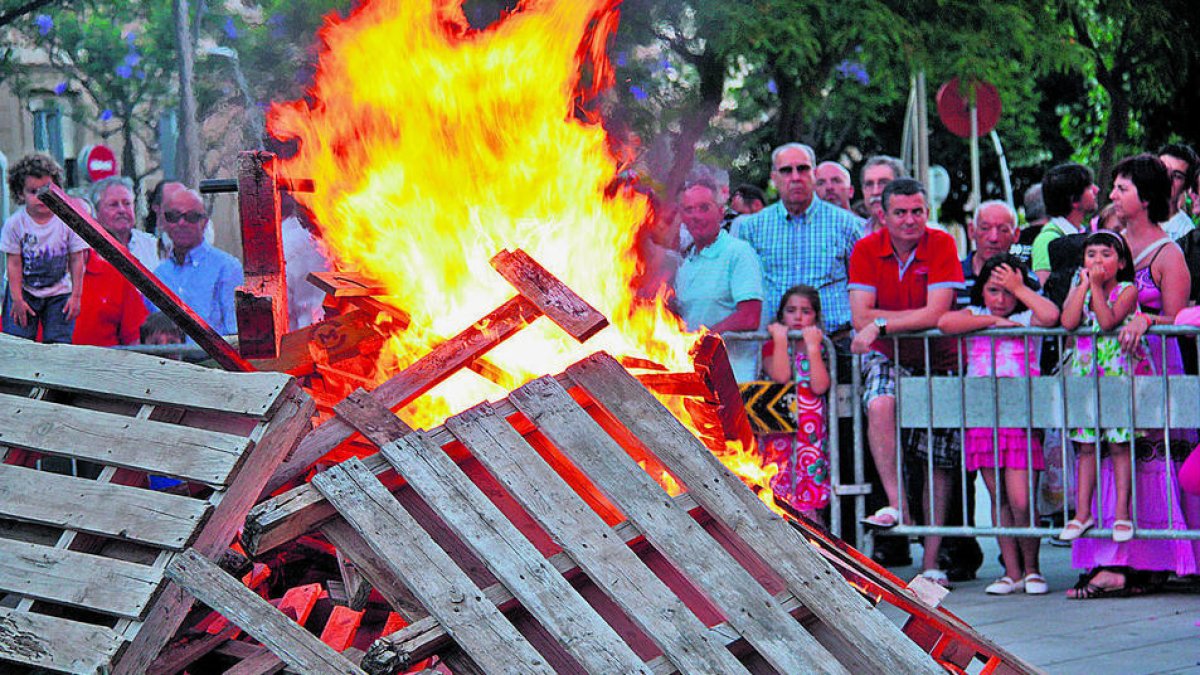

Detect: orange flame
[268,0,787,515]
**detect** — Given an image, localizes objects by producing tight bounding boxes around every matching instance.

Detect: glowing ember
[268,0,788,516]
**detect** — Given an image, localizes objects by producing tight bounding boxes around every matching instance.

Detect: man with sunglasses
[147,188,243,335]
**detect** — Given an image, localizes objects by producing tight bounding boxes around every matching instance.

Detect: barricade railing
[727,325,1200,551]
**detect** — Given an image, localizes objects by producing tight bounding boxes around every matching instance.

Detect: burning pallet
[0,335,312,673]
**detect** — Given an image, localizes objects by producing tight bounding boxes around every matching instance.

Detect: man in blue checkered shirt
[735,143,865,336]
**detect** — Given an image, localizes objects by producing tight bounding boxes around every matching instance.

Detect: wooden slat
[165,549,364,675]
[311,458,552,674]
[0,463,209,549]
[307,271,387,297]
[445,402,750,675]
[377,431,649,674]
[0,334,289,417]
[489,249,608,341]
[0,606,123,674]
[263,295,544,494]
[0,539,160,619]
[507,376,848,675]
[0,392,247,485]
[235,151,288,359]
[566,352,942,674]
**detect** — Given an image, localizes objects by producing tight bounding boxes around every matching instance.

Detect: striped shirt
[735,199,864,330]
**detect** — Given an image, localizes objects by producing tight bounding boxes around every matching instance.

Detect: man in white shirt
[1158,143,1198,239]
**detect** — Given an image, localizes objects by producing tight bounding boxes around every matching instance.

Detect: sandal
[1022,573,1049,595]
[1058,517,1095,541]
[1066,569,1149,600]
[1112,519,1134,543]
[920,569,952,589]
[861,506,902,529]
[984,576,1024,595]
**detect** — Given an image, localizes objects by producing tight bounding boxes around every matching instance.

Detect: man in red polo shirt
[848,178,964,586]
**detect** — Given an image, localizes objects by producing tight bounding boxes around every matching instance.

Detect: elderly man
[959,200,1035,306]
[673,178,763,381]
[736,143,864,340]
[859,155,906,234]
[148,188,243,335]
[814,161,855,212]
[1159,143,1198,239]
[849,178,964,585]
[73,177,150,345]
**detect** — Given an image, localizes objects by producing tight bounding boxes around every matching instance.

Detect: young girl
[761,285,831,520]
[1058,231,1146,544]
[939,254,1060,595]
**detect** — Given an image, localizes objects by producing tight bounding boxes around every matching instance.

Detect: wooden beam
[235,151,288,359]
[489,249,607,341]
[38,183,252,372]
[692,333,755,448]
[306,271,387,297]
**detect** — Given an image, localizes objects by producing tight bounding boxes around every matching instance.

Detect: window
[33,107,64,164]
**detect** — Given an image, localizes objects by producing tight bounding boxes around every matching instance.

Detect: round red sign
[81,144,118,182]
[936,78,1001,138]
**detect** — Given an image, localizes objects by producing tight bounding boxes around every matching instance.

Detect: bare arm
[1092,284,1139,331]
[1060,270,1089,330]
[5,253,32,327]
[802,327,830,395]
[763,323,792,384]
[937,308,1011,334]
[711,299,762,333]
[63,249,87,321]
[992,264,1059,327]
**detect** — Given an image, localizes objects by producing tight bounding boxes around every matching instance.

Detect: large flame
[268,0,783,513]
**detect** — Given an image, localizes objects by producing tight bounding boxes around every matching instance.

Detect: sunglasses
[774,163,812,176]
[164,210,206,224]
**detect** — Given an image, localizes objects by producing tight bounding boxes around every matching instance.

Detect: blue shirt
[148,242,244,335]
[674,230,764,381]
[735,199,863,331]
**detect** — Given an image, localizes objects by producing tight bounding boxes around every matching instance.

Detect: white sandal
[984,576,1024,595]
[861,506,902,529]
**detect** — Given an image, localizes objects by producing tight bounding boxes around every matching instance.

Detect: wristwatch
[873,317,888,336]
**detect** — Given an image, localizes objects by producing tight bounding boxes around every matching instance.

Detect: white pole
[969,103,980,212]
[990,130,1014,211]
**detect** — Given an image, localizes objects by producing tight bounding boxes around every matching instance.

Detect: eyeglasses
[164,210,206,224]
[774,163,812,176]
[1170,170,1188,182]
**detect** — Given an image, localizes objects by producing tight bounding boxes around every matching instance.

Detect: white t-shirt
[1163,210,1195,240]
[0,208,89,298]
[129,228,161,273]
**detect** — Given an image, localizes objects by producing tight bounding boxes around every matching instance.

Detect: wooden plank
[373,430,648,674]
[307,271,387,297]
[222,646,286,675]
[566,352,942,674]
[445,403,750,675]
[0,539,160,619]
[0,463,208,549]
[507,376,848,675]
[39,182,253,372]
[0,392,247,485]
[490,249,608,341]
[320,605,364,652]
[164,549,364,674]
[692,333,755,447]
[263,295,543,494]
[0,606,123,674]
[310,458,552,674]
[115,385,315,675]
[236,279,287,360]
[236,151,288,359]
[0,334,289,417]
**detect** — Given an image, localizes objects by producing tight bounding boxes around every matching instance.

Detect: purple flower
[135,69,146,80]
[766,79,778,94]
[99,109,113,121]
[223,17,238,39]
[658,55,671,72]
[35,14,52,35]
[125,31,137,45]
[836,60,869,85]
[630,84,647,101]
[116,64,133,79]
[123,52,140,67]
[615,51,627,67]
[53,81,67,95]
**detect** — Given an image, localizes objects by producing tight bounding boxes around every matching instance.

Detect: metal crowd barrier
[727,325,1200,550]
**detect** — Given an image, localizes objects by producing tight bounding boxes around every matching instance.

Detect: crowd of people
[665,142,1200,599]
[0,152,328,351]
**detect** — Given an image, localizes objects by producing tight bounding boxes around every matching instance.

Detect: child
[0,153,89,343]
[1058,231,1146,543]
[761,285,831,520]
[938,254,1060,595]
[139,311,186,346]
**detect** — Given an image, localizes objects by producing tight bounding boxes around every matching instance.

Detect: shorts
[860,351,897,405]
[862,350,961,469]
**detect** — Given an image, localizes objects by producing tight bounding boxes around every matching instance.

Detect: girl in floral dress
[1058,231,1147,545]
[762,285,830,521]
[939,254,1060,595]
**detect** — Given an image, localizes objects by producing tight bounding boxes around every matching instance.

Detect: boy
[1,153,89,343]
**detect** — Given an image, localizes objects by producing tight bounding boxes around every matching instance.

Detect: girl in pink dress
[762,285,831,521]
[938,254,1060,595]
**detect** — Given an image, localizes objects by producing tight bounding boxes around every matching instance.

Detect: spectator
[859,155,906,234]
[1016,182,1047,258]
[90,176,159,272]
[139,311,186,345]
[281,198,330,330]
[1158,143,1198,239]
[0,153,89,344]
[849,178,964,587]
[730,184,766,215]
[814,161,855,212]
[148,187,243,335]
[672,178,763,380]
[960,200,1035,306]
[736,142,863,343]
[1031,163,1099,285]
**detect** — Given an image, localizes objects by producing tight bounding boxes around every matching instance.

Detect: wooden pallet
[187,351,962,673]
[0,335,314,674]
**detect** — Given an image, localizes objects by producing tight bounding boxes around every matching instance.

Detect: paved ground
[886,538,1200,674]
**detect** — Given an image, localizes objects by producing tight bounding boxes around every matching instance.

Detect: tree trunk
[174,0,200,185]
[1097,80,1129,197]
[121,117,138,183]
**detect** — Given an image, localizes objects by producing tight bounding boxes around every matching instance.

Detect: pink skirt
[964,428,1044,472]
